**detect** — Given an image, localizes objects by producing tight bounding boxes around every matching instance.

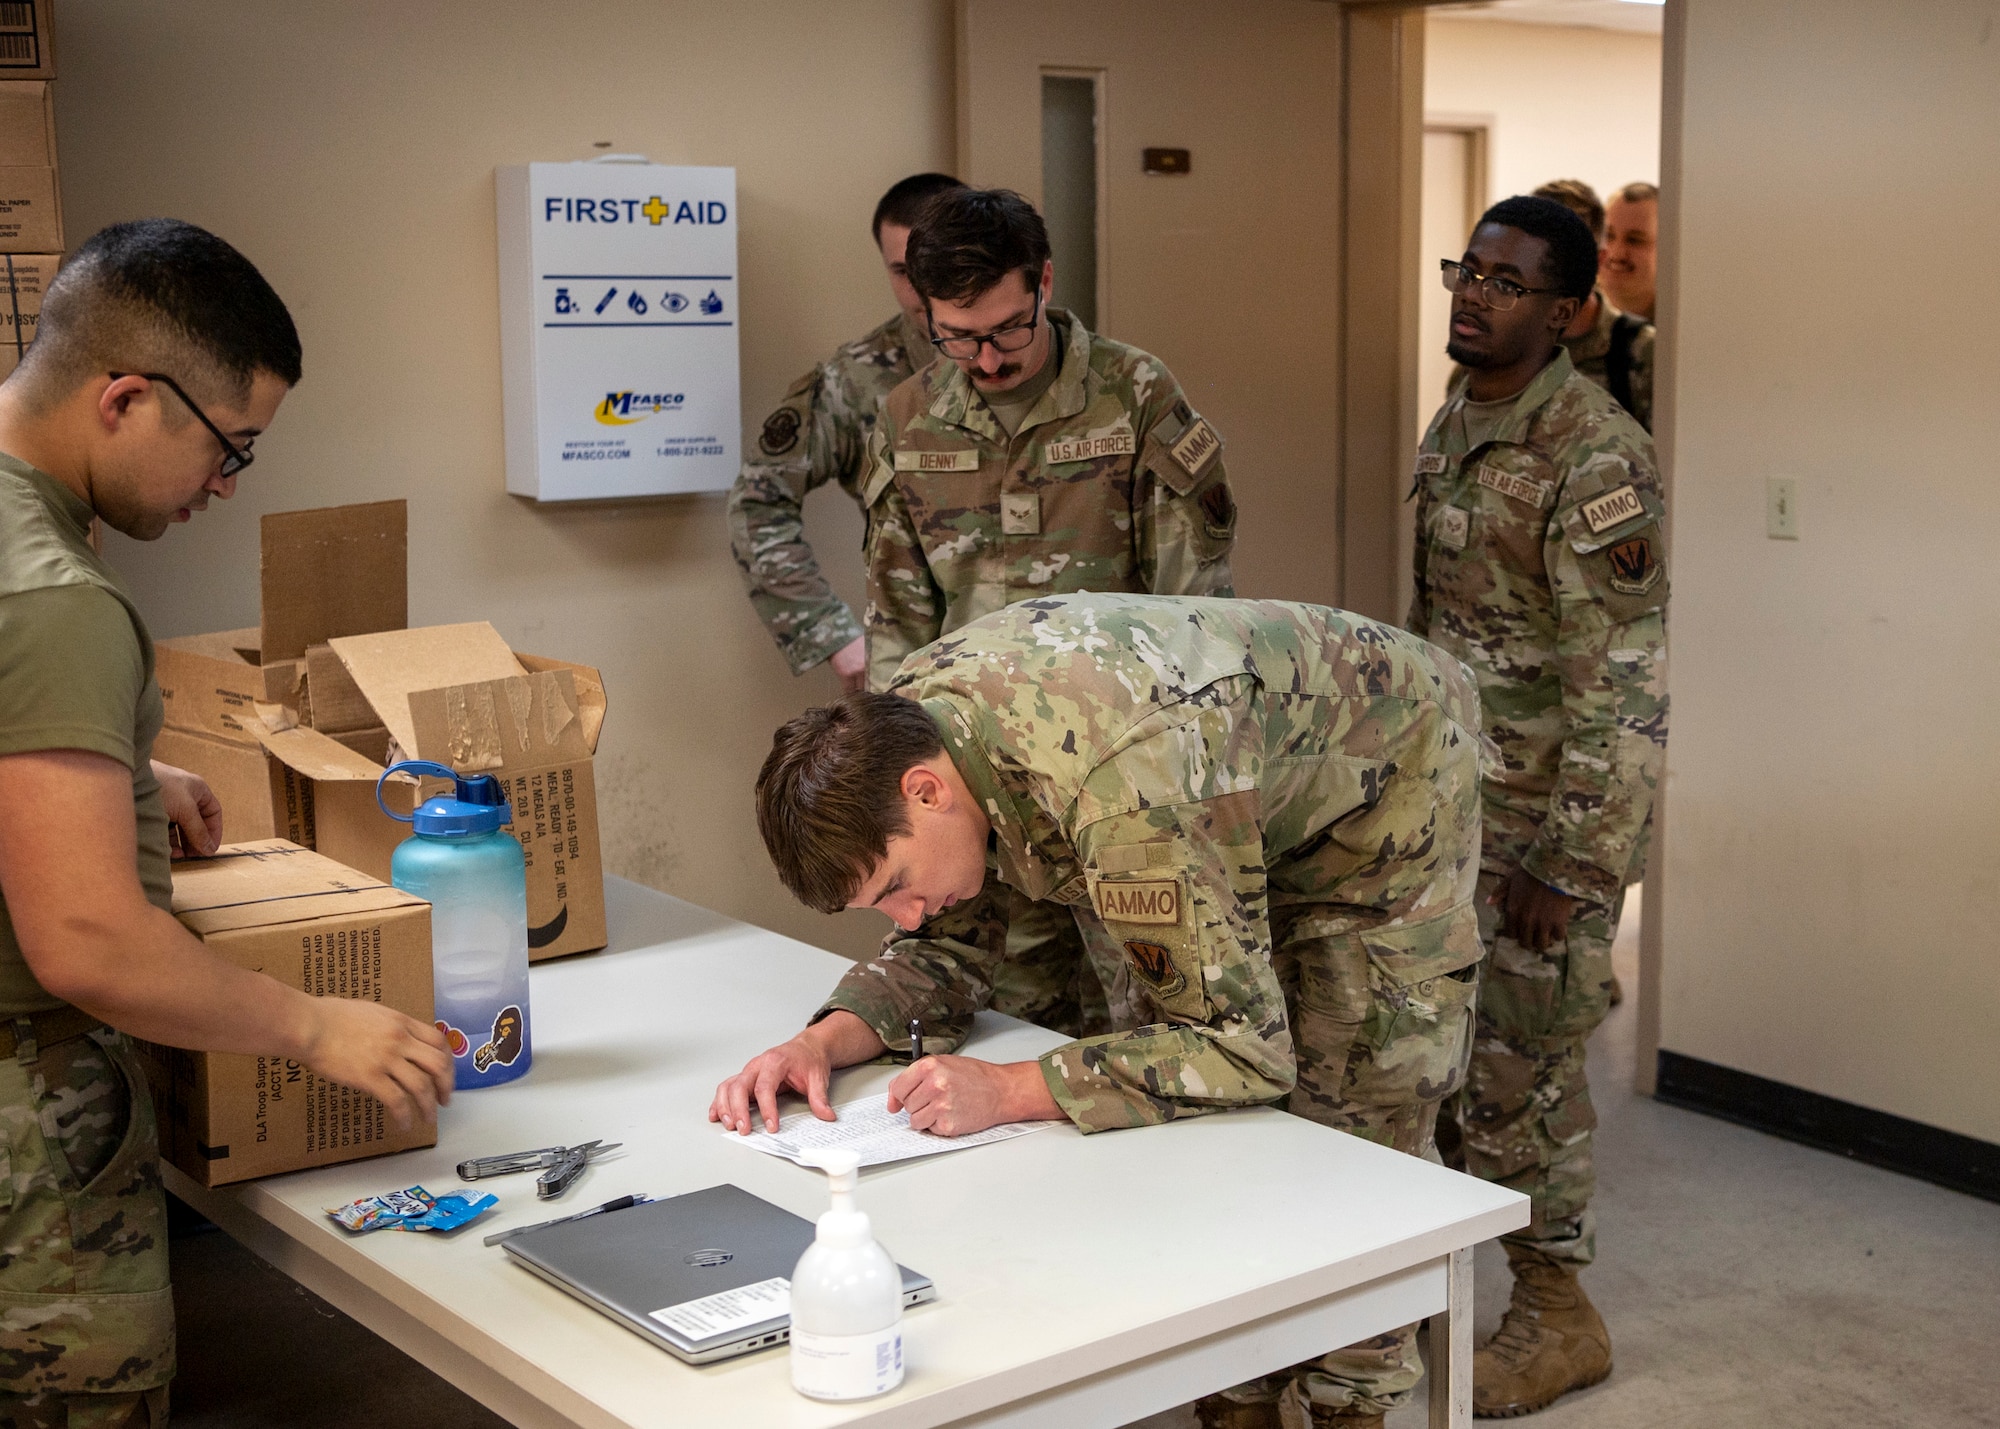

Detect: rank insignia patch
[758,407,802,455]
[1124,939,1186,997]
[1606,534,1661,594]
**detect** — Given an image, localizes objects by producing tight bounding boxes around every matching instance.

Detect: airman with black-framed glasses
[108,371,255,477]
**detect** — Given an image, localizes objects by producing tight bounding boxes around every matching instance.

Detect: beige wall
[1660,0,2000,1141]
[1424,17,1661,211]
[59,0,956,961]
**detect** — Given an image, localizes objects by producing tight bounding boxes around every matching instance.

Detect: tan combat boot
[1473,1247,1612,1417]
[1192,1396,1284,1429]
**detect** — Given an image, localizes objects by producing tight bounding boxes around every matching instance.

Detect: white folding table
[166,877,1526,1429]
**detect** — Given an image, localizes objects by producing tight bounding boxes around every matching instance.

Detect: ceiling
[1432,0,1664,35]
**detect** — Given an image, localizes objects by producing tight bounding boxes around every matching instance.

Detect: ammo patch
[1094,877,1181,924]
[757,407,802,455]
[893,448,981,472]
[1476,464,1551,509]
[1124,940,1186,997]
[1606,534,1661,594]
[1169,418,1220,476]
[1415,452,1448,476]
[1581,483,1645,533]
[1001,492,1040,535]
[1044,430,1135,465]
[1439,506,1470,550]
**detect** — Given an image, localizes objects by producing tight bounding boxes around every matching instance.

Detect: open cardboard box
[152,501,609,960]
[135,840,436,1187]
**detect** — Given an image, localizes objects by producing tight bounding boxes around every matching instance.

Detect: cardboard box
[151,500,610,960]
[0,1,54,81]
[136,840,436,1187]
[0,252,55,377]
[327,624,608,961]
[0,164,58,251]
[0,82,54,166]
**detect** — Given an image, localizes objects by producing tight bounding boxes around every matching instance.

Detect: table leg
[1424,1245,1474,1429]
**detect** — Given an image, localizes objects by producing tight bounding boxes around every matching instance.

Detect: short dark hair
[756,692,946,914]
[871,173,965,242]
[1532,179,1605,244]
[902,188,1050,306]
[15,219,300,410]
[1474,196,1599,301]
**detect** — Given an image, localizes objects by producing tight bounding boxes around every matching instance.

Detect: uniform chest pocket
[1087,868,1208,1022]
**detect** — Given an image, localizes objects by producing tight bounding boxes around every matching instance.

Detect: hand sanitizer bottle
[790,1148,904,1400]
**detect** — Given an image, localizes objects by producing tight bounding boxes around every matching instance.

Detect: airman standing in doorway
[1533,180,1654,434]
[1600,181,1659,322]
[1412,196,1669,1418]
[726,172,966,692]
[860,187,1239,1038]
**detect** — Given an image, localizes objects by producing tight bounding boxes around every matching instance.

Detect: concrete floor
[168,896,2000,1427]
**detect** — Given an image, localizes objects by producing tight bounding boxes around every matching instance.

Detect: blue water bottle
[377,760,532,1090]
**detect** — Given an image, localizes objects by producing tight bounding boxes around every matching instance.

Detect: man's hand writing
[886,1055,1059,1137]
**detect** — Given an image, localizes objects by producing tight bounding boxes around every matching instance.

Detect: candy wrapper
[328,1186,497,1234]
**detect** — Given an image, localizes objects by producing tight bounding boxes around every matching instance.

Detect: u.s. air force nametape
[1580,483,1645,534]
[1476,464,1552,509]
[893,448,980,472]
[1044,431,1135,465]
[1094,877,1181,924]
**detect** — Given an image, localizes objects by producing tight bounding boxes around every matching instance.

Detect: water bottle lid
[377,760,512,838]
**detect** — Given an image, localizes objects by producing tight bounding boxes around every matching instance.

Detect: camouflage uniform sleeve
[725,366,867,675]
[1039,787,1296,1133]
[1629,325,1656,434]
[814,879,1014,1051]
[1525,450,1670,903]
[1137,389,1237,598]
[862,418,945,691]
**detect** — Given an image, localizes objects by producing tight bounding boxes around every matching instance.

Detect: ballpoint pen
[908,1017,924,1063]
[481,1193,653,1247]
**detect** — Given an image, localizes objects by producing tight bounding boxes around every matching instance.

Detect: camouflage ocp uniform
[859,311,1238,1038]
[820,593,1485,1416]
[726,312,931,674]
[1560,290,1655,434]
[1408,347,1669,1268]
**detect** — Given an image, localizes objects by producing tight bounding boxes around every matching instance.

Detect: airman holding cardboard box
[0,220,451,1425]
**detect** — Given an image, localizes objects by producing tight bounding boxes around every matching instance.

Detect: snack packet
[327,1186,497,1234]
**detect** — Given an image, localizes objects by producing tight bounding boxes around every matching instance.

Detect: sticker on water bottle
[472,1005,527,1071]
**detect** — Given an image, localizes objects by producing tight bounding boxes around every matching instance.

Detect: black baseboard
[1654,1050,2000,1205]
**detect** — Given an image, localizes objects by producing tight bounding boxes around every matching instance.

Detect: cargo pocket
[58,1035,170,1281]
[1344,961,1478,1109]
[1481,918,1612,1045]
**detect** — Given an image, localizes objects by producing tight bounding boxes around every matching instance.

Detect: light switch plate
[1767,477,1800,540]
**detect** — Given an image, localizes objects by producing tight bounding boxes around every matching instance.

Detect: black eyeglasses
[930,292,1042,359]
[1439,260,1560,312]
[109,372,256,477]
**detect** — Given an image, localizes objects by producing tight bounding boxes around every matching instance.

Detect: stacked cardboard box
[0,3,58,378]
[153,499,611,960]
[136,840,437,1187]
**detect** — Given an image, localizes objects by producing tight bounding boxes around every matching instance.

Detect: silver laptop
[503,1183,936,1364]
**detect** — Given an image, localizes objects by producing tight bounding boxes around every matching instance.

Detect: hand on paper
[709,1010,885,1134]
[298,1000,453,1129]
[886,1055,1060,1137]
[152,760,223,858]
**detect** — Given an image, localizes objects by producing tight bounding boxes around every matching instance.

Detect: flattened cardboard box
[135,841,436,1187]
[0,1,54,81]
[0,253,55,377]
[0,165,58,252]
[0,82,55,166]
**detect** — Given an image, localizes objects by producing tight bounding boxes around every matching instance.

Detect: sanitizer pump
[790,1148,905,1400]
[377,760,531,1091]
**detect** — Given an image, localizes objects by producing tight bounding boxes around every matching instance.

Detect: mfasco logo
[595,391,686,426]
[545,196,729,226]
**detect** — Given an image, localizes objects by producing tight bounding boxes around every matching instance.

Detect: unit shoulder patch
[758,407,802,456]
[1580,483,1646,534]
[1044,430,1136,465]
[1123,939,1187,997]
[1475,464,1552,509]
[893,448,981,472]
[1605,534,1662,595]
